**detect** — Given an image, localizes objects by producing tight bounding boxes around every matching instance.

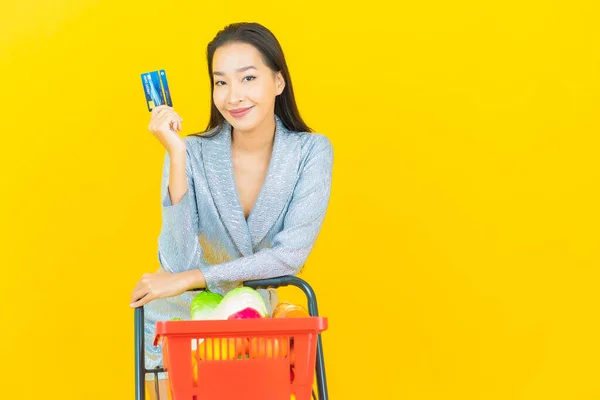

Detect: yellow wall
[1,0,599,399]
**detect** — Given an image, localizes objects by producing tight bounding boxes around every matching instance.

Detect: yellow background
[1,0,599,399]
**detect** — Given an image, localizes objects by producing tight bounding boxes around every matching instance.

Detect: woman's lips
[229,106,254,118]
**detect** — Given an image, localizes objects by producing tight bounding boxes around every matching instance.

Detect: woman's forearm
[158,145,204,274]
[167,148,188,205]
[180,269,206,291]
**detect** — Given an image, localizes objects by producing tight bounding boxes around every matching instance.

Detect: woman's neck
[231,115,276,153]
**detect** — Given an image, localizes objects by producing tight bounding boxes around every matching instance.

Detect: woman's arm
[166,147,188,206]
[157,145,204,273]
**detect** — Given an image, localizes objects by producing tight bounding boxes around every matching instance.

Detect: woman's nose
[227,82,245,104]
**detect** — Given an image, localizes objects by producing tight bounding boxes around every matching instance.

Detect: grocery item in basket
[190,287,269,321]
[290,339,296,366]
[228,307,263,319]
[198,338,239,360]
[272,302,310,318]
[190,290,223,320]
[212,286,269,319]
[249,336,290,359]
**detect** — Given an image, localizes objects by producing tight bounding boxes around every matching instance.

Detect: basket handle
[243,275,319,317]
[134,275,329,400]
[243,276,328,400]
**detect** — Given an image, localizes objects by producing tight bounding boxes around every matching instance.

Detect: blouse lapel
[246,115,301,249]
[201,121,254,257]
[201,115,302,255]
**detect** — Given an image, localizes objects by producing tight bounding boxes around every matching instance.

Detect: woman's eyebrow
[213,65,257,76]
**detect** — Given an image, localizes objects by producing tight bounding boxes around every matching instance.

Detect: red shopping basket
[156,316,326,400]
[134,276,330,400]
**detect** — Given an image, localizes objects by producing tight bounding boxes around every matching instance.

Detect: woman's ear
[276,72,285,96]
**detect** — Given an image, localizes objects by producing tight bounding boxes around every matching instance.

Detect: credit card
[141,69,173,111]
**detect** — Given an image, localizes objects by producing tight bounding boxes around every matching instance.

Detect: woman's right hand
[147,105,185,154]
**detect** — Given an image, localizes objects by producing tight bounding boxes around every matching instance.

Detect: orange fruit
[192,351,198,383]
[290,346,296,367]
[249,337,289,359]
[272,302,292,318]
[272,302,309,318]
[198,338,238,361]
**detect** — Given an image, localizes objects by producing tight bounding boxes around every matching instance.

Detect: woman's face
[212,42,285,133]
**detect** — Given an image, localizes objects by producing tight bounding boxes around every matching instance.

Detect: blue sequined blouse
[143,114,333,375]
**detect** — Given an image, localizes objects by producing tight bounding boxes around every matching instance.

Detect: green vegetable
[213,287,268,319]
[190,290,224,320]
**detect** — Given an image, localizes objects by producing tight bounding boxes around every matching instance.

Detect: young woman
[130,22,334,399]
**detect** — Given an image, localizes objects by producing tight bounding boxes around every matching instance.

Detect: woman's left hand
[130,270,192,308]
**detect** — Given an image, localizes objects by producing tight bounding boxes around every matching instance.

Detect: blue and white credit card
[140,69,172,111]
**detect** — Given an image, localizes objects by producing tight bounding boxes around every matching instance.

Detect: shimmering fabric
[143,114,333,377]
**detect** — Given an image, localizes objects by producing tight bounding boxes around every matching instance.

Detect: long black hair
[188,22,313,138]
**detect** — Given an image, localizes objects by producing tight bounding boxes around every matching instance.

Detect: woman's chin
[228,112,261,132]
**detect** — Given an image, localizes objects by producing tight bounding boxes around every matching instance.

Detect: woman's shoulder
[293,130,333,162]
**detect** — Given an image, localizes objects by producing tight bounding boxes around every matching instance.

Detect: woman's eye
[215,76,255,86]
